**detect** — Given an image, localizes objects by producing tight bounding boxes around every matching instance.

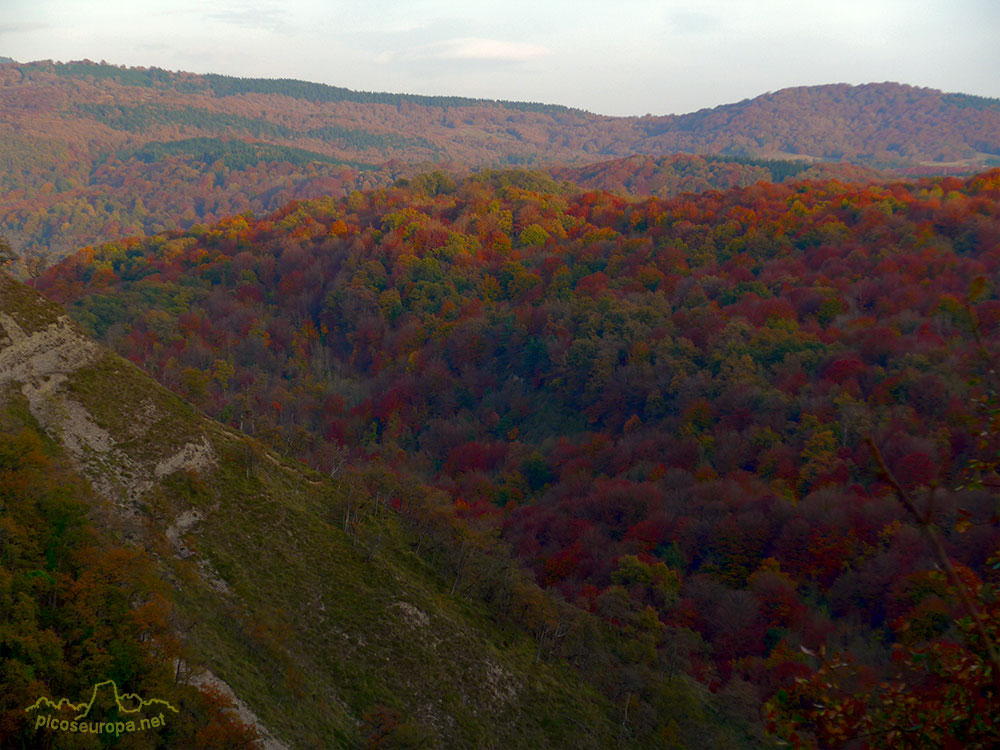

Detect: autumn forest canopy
[2,56,1000,748]
[29,165,1000,747]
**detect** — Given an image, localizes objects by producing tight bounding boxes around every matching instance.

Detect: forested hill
[550,154,887,199]
[1,268,757,748]
[7,61,1000,168]
[35,167,1000,747]
[639,82,1000,167]
[2,59,999,267]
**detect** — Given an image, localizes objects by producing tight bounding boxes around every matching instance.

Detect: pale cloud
[669,9,721,35]
[208,3,294,35]
[381,37,551,64]
[0,21,52,34]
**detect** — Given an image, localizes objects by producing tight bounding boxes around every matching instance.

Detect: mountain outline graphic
[25,680,179,720]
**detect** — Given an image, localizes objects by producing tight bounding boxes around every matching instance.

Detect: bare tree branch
[866,436,1000,699]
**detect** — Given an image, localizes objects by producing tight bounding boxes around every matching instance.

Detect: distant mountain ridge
[2,59,998,268]
[47,59,578,113]
[636,82,1000,165]
[6,60,998,168]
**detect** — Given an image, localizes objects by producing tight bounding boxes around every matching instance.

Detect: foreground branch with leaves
[767,285,1000,749]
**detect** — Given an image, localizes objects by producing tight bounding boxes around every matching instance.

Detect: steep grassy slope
[1,272,752,748]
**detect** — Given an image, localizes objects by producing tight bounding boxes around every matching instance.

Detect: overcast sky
[2,0,998,116]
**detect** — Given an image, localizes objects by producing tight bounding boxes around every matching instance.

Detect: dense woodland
[34,167,1000,747]
[3,59,999,267]
[552,155,886,202]
[0,418,259,748]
